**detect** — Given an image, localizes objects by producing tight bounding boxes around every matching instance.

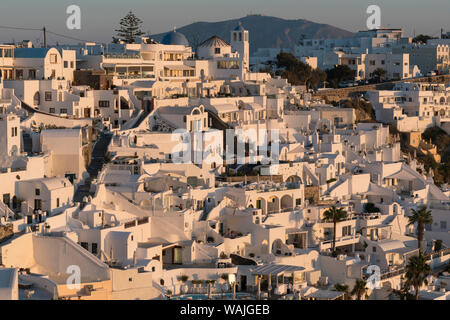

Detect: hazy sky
[0,0,448,44]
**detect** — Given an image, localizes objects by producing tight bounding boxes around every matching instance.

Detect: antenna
[42,26,47,48]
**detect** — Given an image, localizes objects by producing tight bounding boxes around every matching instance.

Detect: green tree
[407,205,433,254]
[310,68,327,89]
[323,206,348,254]
[404,254,431,300]
[276,52,312,86]
[412,34,435,44]
[351,279,367,300]
[115,11,144,43]
[326,65,355,88]
[334,283,351,300]
[372,68,387,82]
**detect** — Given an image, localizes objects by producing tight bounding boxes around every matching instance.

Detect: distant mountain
[151,15,354,54]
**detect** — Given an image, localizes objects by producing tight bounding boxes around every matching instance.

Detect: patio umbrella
[257,276,261,300]
[208,282,212,300]
[232,281,236,300]
[268,273,272,298]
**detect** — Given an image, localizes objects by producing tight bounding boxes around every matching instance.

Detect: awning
[251,264,305,276]
[385,169,417,181]
[366,183,394,197]
[164,65,194,71]
[246,103,264,111]
[206,104,239,114]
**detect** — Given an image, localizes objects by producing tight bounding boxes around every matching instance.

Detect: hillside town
[0,11,449,301]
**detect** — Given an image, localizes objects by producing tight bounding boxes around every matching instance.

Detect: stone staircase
[74,132,113,203]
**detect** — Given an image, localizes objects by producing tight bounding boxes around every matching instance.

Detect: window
[56,198,60,207]
[342,225,352,237]
[217,61,227,69]
[229,60,239,69]
[34,199,42,210]
[15,69,23,80]
[11,127,17,137]
[64,61,68,68]
[440,221,447,230]
[45,91,52,101]
[80,242,88,250]
[92,243,98,255]
[215,47,221,54]
[99,100,110,108]
[70,61,74,68]
[35,188,40,196]
[372,247,377,252]
[60,108,67,114]
[50,54,58,64]
[296,199,301,206]
[49,108,55,113]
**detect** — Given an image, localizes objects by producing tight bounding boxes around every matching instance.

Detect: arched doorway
[286,175,300,183]
[280,195,293,212]
[271,239,284,255]
[256,197,266,214]
[267,196,279,214]
[33,92,40,106]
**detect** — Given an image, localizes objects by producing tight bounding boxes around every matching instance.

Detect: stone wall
[0,225,14,244]
[313,75,450,102]
[304,186,319,205]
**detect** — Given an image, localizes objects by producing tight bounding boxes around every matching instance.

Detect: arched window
[33,92,40,105]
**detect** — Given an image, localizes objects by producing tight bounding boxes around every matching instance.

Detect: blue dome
[234,23,245,31]
[161,31,189,46]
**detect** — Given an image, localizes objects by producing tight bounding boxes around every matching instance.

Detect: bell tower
[230,22,249,72]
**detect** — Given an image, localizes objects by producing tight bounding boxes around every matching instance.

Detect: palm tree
[323,206,348,254]
[351,279,367,300]
[372,68,387,82]
[404,254,431,300]
[407,206,433,254]
[334,283,351,300]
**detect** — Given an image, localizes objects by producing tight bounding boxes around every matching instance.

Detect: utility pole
[42,27,46,48]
